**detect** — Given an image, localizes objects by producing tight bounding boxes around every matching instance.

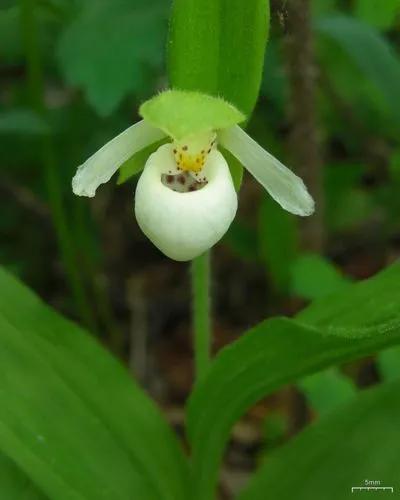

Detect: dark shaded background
[1,0,400,496]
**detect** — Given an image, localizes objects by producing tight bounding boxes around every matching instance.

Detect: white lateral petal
[135,144,238,261]
[72,120,165,197]
[219,125,315,216]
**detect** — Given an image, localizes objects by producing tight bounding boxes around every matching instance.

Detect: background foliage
[1,0,400,498]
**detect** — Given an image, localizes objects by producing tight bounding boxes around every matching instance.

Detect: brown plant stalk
[284,0,324,252]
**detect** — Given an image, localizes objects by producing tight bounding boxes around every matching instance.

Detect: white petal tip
[71,120,165,199]
[72,173,96,198]
[303,203,316,217]
[292,189,315,217]
[219,125,317,218]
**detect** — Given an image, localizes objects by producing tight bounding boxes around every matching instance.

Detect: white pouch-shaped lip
[135,143,238,261]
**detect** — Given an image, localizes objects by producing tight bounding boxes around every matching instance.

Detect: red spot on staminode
[166,175,174,184]
[178,175,186,185]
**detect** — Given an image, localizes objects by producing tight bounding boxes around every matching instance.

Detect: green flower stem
[20,0,97,332]
[192,252,212,380]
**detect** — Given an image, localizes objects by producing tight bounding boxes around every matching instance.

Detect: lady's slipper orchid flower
[72,90,314,261]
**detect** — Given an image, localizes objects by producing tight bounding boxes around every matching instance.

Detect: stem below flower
[191,252,212,381]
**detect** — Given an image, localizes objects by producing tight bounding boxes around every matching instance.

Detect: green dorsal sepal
[139,89,246,140]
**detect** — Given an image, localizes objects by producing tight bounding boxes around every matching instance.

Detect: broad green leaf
[316,15,400,126]
[290,255,355,413]
[140,90,245,140]
[290,253,350,300]
[168,0,269,117]
[240,380,400,500]
[0,110,49,135]
[0,453,44,500]
[186,262,400,500]
[0,268,188,500]
[57,0,168,116]
[299,368,356,415]
[354,0,400,30]
[167,0,268,190]
[258,195,298,293]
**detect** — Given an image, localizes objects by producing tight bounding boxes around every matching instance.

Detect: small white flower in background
[72,90,314,261]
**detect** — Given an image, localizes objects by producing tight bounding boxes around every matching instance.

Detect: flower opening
[172,131,216,173]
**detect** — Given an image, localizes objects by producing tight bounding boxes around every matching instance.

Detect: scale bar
[351,486,394,493]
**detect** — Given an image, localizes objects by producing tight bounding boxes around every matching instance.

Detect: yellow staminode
[173,131,216,174]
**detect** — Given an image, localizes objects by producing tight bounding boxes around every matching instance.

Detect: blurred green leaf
[290,253,350,300]
[331,189,374,231]
[311,0,336,16]
[299,368,356,415]
[0,0,16,9]
[260,41,287,116]
[187,262,400,500]
[258,195,298,293]
[0,5,23,61]
[377,346,400,381]
[316,15,400,126]
[0,453,44,500]
[317,36,393,140]
[261,412,287,451]
[354,0,400,30]
[57,0,167,116]
[388,150,400,183]
[240,380,400,499]
[325,163,364,195]
[0,267,188,499]
[325,164,374,231]
[223,220,258,261]
[0,110,49,134]
[168,0,269,117]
